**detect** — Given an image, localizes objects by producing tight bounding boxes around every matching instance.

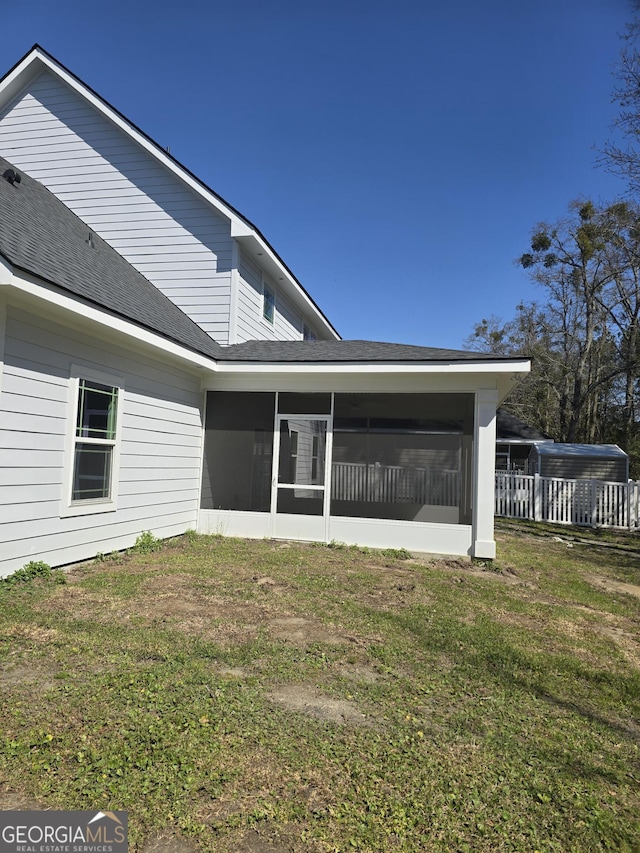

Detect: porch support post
[472,389,498,558]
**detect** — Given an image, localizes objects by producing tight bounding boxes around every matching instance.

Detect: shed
[528,444,629,482]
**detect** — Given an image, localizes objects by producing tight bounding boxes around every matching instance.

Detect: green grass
[0,525,639,852]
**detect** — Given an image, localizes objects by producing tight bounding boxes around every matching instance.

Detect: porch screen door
[271,416,330,541]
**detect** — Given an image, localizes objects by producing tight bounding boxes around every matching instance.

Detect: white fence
[495,472,640,529]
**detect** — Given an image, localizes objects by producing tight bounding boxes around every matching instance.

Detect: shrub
[131,530,161,554]
[2,560,53,588]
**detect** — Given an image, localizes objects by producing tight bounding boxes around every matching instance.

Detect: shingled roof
[497,409,553,441]
[0,156,524,368]
[218,339,523,363]
[0,155,223,360]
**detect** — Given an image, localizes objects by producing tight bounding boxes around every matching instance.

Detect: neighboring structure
[496,409,553,473]
[528,444,629,483]
[0,46,530,577]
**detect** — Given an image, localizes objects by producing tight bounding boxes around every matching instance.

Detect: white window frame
[61,364,124,517]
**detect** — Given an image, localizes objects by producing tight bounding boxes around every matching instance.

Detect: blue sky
[0,0,634,348]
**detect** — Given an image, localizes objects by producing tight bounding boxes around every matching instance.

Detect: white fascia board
[4,269,219,374]
[230,221,253,238]
[1,49,338,341]
[0,51,43,111]
[206,360,530,394]
[213,359,531,376]
[0,255,12,284]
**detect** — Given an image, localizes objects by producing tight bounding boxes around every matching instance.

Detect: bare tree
[601,2,640,193]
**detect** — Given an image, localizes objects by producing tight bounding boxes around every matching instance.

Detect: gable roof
[0,44,340,341]
[0,155,223,360]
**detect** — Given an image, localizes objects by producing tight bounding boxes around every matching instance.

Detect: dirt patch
[252,575,290,596]
[40,573,280,646]
[337,663,380,683]
[35,569,369,651]
[36,584,118,623]
[217,666,249,678]
[268,685,369,725]
[416,557,531,588]
[135,575,305,646]
[0,791,43,810]
[216,827,298,853]
[584,573,640,600]
[139,835,200,853]
[4,624,60,644]
[269,617,351,646]
[490,611,543,632]
[0,662,58,692]
[597,625,640,668]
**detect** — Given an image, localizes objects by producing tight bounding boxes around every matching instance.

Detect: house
[495,409,553,473]
[0,46,530,577]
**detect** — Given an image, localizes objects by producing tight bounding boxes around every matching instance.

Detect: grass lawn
[0,521,639,852]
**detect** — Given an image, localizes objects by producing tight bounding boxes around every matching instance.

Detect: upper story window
[303,323,316,341]
[62,367,123,516]
[263,285,275,324]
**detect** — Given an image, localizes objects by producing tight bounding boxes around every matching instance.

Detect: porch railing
[331,462,460,506]
[326,465,639,528]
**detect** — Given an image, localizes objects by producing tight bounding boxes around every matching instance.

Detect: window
[72,379,118,501]
[303,323,316,341]
[62,368,122,516]
[263,285,275,324]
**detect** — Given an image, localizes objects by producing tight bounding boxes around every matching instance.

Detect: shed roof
[532,443,628,459]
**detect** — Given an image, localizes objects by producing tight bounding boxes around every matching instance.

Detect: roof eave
[213,359,531,373]
[1,260,220,373]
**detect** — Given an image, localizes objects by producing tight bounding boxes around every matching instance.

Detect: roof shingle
[218,339,523,363]
[0,155,223,360]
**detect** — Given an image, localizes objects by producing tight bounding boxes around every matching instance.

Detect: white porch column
[472,389,498,558]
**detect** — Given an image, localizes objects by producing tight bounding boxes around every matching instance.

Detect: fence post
[591,479,598,528]
[534,473,541,522]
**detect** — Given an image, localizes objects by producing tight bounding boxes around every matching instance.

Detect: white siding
[236,248,305,343]
[0,306,204,577]
[0,71,233,343]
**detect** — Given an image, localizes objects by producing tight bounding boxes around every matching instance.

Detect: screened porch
[200,391,475,539]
